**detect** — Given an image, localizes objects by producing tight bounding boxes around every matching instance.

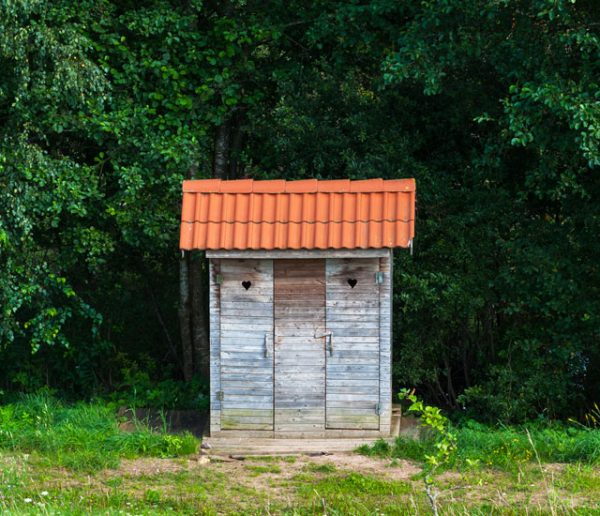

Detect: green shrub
[360,420,600,470]
[109,367,209,410]
[0,393,198,472]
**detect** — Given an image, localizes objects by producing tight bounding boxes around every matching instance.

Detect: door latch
[375,403,381,415]
[264,332,272,358]
[375,272,384,284]
[216,390,224,401]
[315,332,333,356]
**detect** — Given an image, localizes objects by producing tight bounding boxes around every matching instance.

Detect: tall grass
[359,420,600,470]
[0,394,198,472]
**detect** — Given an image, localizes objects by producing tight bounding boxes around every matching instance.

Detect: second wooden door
[274,259,326,433]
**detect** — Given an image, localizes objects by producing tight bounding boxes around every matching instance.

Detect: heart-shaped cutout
[242,281,252,290]
[347,278,357,288]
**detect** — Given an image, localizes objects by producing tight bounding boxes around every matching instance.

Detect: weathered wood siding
[325,258,381,430]
[209,250,394,438]
[209,259,221,434]
[274,259,326,433]
[378,251,392,435]
[219,259,274,430]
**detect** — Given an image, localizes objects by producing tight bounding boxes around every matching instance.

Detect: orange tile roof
[179,178,415,250]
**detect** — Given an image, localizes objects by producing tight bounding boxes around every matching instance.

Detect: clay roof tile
[180,178,415,250]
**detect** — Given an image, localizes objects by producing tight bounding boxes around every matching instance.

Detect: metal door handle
[315,332,333,356]
[264,333,272,358]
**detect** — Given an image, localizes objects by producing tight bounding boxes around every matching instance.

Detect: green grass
[359,421,600,471]
[2,401,600,514]
[557,464,600,495]
[1,448,600,514]
[295,472,420,515]
[308,471,413,496]
[305,462,336,473]
[244,464,282,474]
[0,393,198,472]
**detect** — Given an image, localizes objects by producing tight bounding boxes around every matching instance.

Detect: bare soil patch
[309,453,421,480]
[106,457,193,477]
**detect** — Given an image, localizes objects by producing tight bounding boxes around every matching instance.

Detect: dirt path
[109,452,421,485]
[7,451,600,513]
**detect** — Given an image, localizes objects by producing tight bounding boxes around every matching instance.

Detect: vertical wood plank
[220,259,274,431]
[209,259,221,434]
[274,259,326,431]
[379,250,392,435]
[325,257,381,430]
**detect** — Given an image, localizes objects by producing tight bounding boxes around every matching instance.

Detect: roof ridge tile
[183,177,415,193]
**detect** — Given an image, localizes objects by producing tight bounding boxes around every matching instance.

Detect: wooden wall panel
[325,258,381,430]
[274,259,326,433]
[209,259,221,434]
[378,251,393,435]
[211,251,393,438]
[219,259,274,430]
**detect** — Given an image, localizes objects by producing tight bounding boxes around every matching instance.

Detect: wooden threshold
[203,436,394,455]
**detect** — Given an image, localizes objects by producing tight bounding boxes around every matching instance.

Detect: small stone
[201,442,212,450]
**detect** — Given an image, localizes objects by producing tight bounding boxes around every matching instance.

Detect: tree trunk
[228,110,245,178]
[179,120,236,382]
[178,251,194,381]
[147,280,181,369]
[213,121,230,179]
[191,254,210,378]
[186,120,230,376]
[443,354,457,408]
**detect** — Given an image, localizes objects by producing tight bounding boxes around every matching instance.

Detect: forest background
[1,0,599,423]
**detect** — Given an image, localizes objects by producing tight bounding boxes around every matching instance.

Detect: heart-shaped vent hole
[347,278,358,288]
[242,281,252,290]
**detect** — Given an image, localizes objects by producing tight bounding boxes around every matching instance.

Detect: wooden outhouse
[180,178,415,438]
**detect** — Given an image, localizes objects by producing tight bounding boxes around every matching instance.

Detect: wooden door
[219,259,274,430]
[274,259,326,433]
[325,258,381,429]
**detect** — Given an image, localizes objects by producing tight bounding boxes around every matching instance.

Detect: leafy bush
[360,420,600,470]
[0,393,198,472]
[109,366,209,410]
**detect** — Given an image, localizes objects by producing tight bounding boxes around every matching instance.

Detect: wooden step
[202,437,394,456]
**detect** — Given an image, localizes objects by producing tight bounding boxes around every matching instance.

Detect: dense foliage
[0,393,197,472]
[360,421,600,470]
[1,0,599,422]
